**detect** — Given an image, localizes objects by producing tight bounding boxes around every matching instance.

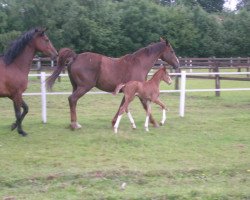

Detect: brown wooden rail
[31,57,250,96]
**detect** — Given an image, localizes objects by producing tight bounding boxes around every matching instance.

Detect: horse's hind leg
[114,97,132,133]
[139,97,159,128]
[68,86,92,130]
[112,96,125,127]
[12,98,28,136]
[144,101,151,132]
[11,100,29,131]
[126,108,136,129]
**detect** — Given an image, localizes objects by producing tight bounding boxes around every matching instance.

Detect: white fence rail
[24,71,250,123]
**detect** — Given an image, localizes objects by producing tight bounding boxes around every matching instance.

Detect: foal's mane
[149,67,165,81]
[3,28,40,65]
[121,41,166,62]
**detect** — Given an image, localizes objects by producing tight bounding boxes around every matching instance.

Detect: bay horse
[112,66,172,133]
[0,27,58,136]
[46,38,179,130]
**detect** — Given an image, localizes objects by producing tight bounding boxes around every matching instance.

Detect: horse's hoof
[160,122,164,126]
[114,128,118,134]
[131,124,136,129]
[153,123,159,128]
[19,131,27,137]
[70,122,82,130]
[11,123,17,131]
[145,127,149,132]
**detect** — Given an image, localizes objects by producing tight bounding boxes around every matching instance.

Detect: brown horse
[0,27,58,136]
[47,38,179,130]
[113,66,172,133]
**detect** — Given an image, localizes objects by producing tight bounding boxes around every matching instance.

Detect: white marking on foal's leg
[144,115,149,132]
[114,115,122,133]
[70,122,82,130]
[127,112,136,129]
[160,109,166,125]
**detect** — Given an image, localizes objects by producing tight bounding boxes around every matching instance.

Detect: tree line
[0,0,250,58]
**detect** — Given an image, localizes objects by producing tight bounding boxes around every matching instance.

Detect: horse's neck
[13,45,36,74]
[139,44,164,73]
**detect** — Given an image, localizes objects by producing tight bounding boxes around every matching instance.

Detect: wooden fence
[32,57,250,97]
[155,57,250,96]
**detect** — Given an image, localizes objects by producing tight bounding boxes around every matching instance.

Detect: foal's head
[159,38,180,70]
[161,66,172,85]
[32,28,58,59]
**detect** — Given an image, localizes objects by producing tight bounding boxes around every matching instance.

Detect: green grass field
[0,74,250,200]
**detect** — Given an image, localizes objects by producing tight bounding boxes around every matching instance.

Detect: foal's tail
[112,83,125,95]
[46,48,77,91]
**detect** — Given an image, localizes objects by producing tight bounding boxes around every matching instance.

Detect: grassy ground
[0,75,249,199]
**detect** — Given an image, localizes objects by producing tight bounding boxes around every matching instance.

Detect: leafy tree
[0,0,249,57]
[222,9,250,56]
[236,0,250,10]
[190,7,225,56]
[197,0,225,12]
[175,0,225,12]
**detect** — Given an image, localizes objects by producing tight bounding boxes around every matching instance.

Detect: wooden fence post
[247,57,250,78]
[237,57,241,72]
[36,58,41,79]
[214,65,221,97]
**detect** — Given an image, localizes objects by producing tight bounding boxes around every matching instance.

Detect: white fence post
[179,71,186,117]
[40,72,47,123]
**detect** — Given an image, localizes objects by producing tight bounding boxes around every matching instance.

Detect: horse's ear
[160,37,170,46]
[165,38,169,46]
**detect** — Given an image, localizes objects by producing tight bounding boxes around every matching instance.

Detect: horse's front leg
[112,96,125,127]
[153,99,167,126]
[12,97,27,136]
[139,97,159,128]
[68,86,91,130]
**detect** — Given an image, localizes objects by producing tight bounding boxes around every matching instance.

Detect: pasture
[0,75,250,199]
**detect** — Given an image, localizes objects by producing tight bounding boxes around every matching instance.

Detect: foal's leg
[144,101,151,132]
[11,100,29,131]
[125,108,136,129]
[139,97,159,127]
[112,96,125,127]
[12,97,27,136]
[68,86,92,130]
[153,99,167,126]
[114,97,133,133]
[113,106,126,134]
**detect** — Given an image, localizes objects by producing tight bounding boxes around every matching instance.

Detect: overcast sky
[224,0,238,10]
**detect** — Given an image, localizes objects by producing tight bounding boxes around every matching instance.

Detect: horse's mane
[121,41,165,62]
[3,28,40,65]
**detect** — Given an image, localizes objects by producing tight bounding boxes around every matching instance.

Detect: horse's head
[33,28,58,59]
[159,38,180,71]
[161,66,172,85]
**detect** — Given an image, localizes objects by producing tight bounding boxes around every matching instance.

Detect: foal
[113,66,172,133]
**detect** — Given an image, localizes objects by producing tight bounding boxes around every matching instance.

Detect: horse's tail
[112,83,125,95]
[46,48,77,91]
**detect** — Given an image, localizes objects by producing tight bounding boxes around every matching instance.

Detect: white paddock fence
[24,71,250,123]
